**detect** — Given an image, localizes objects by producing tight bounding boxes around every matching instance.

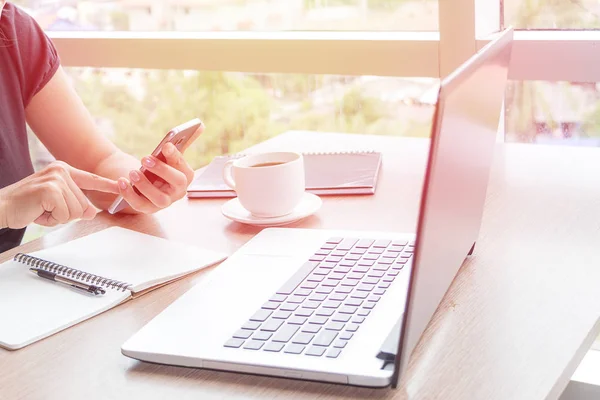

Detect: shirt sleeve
[10,4,60,107]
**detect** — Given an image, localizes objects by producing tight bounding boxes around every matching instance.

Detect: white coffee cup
[222,152,305,218]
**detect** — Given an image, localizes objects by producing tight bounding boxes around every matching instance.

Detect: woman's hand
[116,142,195,214]
[0,161,119,229]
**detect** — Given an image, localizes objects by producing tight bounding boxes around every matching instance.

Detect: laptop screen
[391,28,514,387]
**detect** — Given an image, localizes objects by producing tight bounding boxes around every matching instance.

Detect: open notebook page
[0,227,227,350]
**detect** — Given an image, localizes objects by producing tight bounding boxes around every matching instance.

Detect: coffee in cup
[222,152,305,218]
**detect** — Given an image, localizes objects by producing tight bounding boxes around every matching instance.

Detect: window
[19,0,439,32]
[504,0,600,30]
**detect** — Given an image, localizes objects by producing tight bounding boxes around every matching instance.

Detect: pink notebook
[187,151,382,198]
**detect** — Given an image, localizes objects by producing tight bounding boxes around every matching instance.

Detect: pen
[29,268,106,296]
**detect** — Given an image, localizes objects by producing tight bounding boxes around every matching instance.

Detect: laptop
[121,28,514,388]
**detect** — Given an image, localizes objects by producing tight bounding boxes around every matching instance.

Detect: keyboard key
[341,279,359,287]
[253,331,273,341]
[327,348,342,358]
[339,306,358,314]
[333,266,351,274]
[307,274,325,282]
[388,270,400,276]
[302,301,321,309]
[272,311,292,319]
[378,258,394,265]
[350,248,367,255]
[301,281,319,289]
[339,260,356,267]
[382,276,396,283]
[313,268,330,276]
[382,251,399,258]
[309,316,329,325]
[392,240,408,246]
[315,249,331,256]
[323,300,342,309]
[272,324,300,342]
[243,340,264,350]
[270,294,287,302]
[400,254,413,259]
[345,253,362,260]
[368,295,382,302]
[326,322,345,331]
[288,296,306,304]
[305,346,326,356]
[250,309,272,322]
[295,288,312,296]
[352,266,370,273]
[277,261,319,295]
[242,321,261,330]
[326,237,343,244]
[315,308,335,317]
[325,256,342,263]
[357,283,375,292]
[368,247,385,254]
[373,264,390,272]
[362,254,379,261]
[328,272,346,280]
[261,319,284,332]
[363,277,380,285]
[288,316,308,325]
[337,238,358,251]
[373,288,386,296]
[346,323,360,332]
[332,313,351,323]
[321,243,336,250]
[395,258,409,264]
[224,338,245,348]
[233,329,253,339]
[331,250,347,257]
[348,272,365,280]
[318,261,337,269]
[301,324,322,334]
[322,279,340,287]
[330,293,347,302]
[355,239,374,248]
[295,308,315,317]
[313,330,338,346]
[334,286,353,294]
[405,248,414,254]
[351,316,366,324]
[378,282,391,289]
[316,286,334,294]
[280,303,299,312]
[344,298,363,307]
[367,271,385,278]
[350,291,369,299]
[357,309,371,317]
[292,333,315,345]
[339,332,354,340]
[284,344,306,354]
[363,302,376,309]
[263,342,285,352]
[391,264,404,271]
[333,340,348,348]
[309,293,327,302]
[262,302,280,310]
[373,239,391,248]
[309,255,325,262]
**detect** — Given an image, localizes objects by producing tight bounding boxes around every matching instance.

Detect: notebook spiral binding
[14,253,132,292]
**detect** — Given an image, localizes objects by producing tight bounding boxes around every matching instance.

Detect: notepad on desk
[0,227,227,350]
[187,151,383,198]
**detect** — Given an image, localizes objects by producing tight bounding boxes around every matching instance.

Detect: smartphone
[108,118,204,214]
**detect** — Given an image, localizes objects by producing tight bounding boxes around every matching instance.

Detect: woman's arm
[25,66,195,213]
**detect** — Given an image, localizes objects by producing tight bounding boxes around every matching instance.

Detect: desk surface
[1,131,599,400]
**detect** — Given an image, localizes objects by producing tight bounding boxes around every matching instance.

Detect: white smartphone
[108,118,204,214]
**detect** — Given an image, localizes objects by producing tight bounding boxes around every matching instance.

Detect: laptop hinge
[376,318,402,368]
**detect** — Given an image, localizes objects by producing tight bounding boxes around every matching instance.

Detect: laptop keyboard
[223,237,414,358]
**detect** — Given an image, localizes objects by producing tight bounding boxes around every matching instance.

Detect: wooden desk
[1,131,599,400]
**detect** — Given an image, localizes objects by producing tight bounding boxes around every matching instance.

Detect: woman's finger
[161,142,195,184]
[129,170,171,209]
[141,155,188,192]
[117,178,159,214]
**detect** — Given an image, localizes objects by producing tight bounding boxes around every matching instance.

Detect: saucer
[221,192,322,227]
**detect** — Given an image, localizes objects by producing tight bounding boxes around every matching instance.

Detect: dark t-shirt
[0,3,60,253]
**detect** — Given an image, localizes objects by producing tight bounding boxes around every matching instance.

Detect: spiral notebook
[0,227,227,350]
[187,151,382,198]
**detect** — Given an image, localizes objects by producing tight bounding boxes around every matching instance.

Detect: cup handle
[222,160,236,189]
